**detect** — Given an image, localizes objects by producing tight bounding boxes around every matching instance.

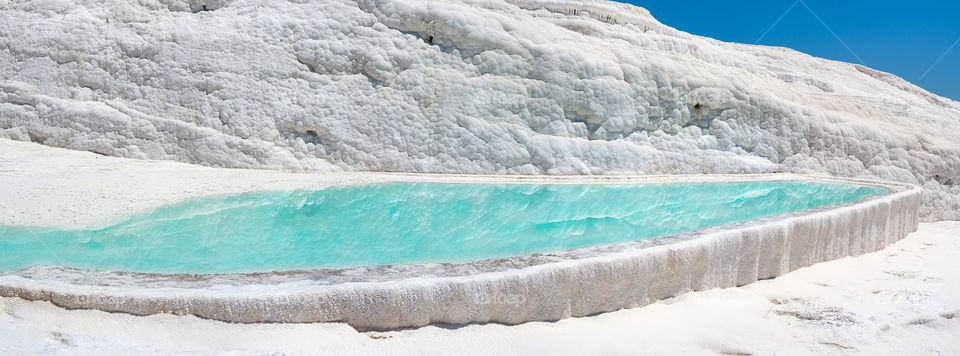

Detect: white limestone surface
[0,0,957,219]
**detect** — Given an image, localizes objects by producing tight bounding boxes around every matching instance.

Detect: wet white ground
[0,138,820,228]
[1,139,958,355]
[0,222,957,355]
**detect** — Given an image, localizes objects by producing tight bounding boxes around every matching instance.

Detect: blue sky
[622,0,960,101]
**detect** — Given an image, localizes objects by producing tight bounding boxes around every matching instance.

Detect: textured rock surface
[0,180,921,329]
[0,0,957,219]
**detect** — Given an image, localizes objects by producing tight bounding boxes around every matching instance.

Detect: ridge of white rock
[0,0,957,219]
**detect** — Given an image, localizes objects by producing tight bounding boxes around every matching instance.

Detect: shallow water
[0,181,886,274]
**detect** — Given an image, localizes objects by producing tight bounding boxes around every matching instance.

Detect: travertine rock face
[0,0,957,218]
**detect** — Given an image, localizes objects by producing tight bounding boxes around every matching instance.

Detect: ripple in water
[0,181,886,274]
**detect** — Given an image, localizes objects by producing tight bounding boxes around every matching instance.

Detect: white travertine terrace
[0,177,921,329]
[0,0,957,220]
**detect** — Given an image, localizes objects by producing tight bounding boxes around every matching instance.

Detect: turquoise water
[0,181,886,274]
